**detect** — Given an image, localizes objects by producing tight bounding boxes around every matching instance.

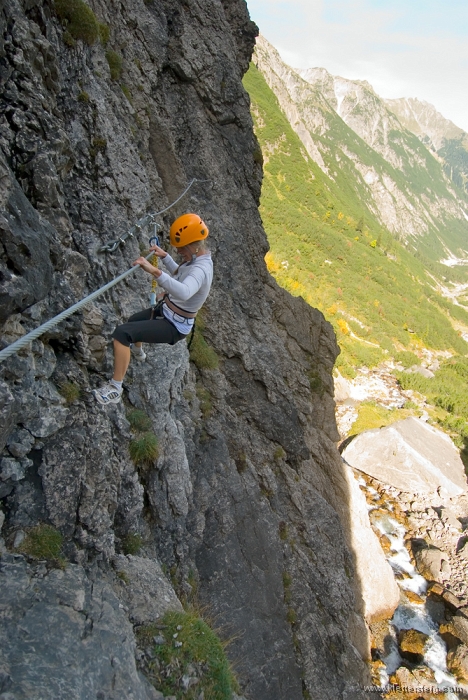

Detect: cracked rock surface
[0,554,163,700]
[0,0,373,697]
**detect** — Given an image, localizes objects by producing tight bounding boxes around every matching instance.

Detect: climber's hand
[149,244,167,258]
[133,257,161,276]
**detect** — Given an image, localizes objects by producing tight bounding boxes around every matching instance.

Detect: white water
[392,604,459,690]
[358,478,464,696]
[374,514,427,595]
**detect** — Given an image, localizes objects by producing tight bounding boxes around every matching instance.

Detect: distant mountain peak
[385,97,465,150]
[255,34,468,198]
[301,68,375,94]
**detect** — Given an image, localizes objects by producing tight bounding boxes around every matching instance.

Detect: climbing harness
[149,294,197,346]
[162,299,198,349]
[0,179,211,364]
[163,297,197,318]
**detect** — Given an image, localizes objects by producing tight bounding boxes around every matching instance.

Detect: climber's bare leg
[113,339,130,382]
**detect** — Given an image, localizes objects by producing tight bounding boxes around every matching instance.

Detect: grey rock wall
[0,554,164,700]
[0,0,372,698]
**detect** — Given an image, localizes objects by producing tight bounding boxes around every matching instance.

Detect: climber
[93,213,213,405]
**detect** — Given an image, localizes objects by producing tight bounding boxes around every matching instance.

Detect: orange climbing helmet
[169,213,209,248]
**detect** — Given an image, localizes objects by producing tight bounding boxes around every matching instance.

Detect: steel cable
[0,252,155,364]
[0,179,211,363]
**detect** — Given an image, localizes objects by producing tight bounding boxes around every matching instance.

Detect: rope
[149,228,160,306]
[187,316,196,350]
[98,178,210,253]
[0,252,155,364]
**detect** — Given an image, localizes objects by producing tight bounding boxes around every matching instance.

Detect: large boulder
[333,371,351,402]
[412,541,451,582]
[398,628,429,663]
[447,643,468,683]
[389,666,435,700]
[344,464,400,623]
[342,417,467,495]
[440,613,468,646]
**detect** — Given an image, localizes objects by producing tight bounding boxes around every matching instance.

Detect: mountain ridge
[385,96,465,150]
[253,34,468,263]
[296,61,468,193]
[385,97,468,195]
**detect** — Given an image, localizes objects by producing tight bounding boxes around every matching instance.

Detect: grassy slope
[244,64,468,454]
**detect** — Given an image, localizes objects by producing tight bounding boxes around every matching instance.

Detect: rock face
[112,554,183,625]
[0,554,162,700]
[0,1,372,698]
[342,417,467,496]
[344,463,400,624]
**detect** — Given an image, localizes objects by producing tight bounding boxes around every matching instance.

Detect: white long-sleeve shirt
[157,252,213,333]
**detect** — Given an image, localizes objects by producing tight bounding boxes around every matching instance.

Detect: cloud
[247,0,468,131]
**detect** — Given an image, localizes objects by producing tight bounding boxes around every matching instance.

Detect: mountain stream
[335,362,468,698]
[358,473,465,699]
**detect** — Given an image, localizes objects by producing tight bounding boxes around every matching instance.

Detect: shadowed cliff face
[0,1,371,697]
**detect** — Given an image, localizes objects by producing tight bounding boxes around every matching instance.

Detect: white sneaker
[131,345,146,361]
[93,382,123,405]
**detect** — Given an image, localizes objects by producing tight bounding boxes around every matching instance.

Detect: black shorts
[111,306,186,347]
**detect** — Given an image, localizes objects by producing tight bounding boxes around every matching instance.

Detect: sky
[246,0,468,132]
